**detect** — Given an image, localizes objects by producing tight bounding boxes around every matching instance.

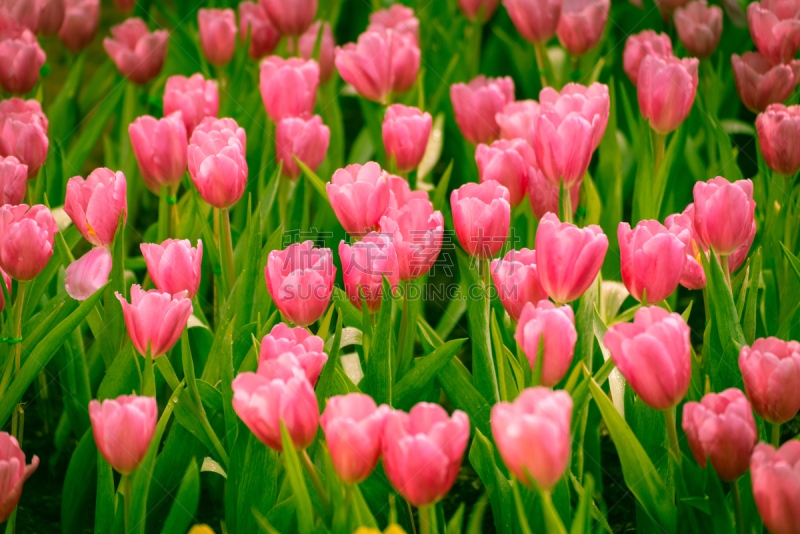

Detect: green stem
[664,408,682,468]
[419,504,437,534]
[121,473,131,534]
[300,450,331,518]
[11,281,25,445]
[218,208,235,295]
[169,183,179,238]
[511,478,534,534]
[200,414,230,468]
[772,422,781,448]
[158,185,169,243]
[732,478,745,534]
[653,130,667,179]
[346,484,363,526]
[395,279,410,379]
[720,255,732,289]
[533,42,549,88]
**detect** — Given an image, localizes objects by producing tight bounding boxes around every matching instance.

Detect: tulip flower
[491,248,549,322]
[116,285,193,358]
[451,75,515,145]
[259,57,319,121]
[327,162,390,237]
[496,100,540,144]
[339,232,399,313]
[692,177,756,257]
[623,30,673,86]
[0,98,48,179]
[265,241,336,327]
[36,0,65,35]
[103,18,168,85]
[637,55,699,135]
[0,24,46,95]
[731,52,800,112]
[756,104,800,176]
[378,199,444,280]
[141,239,203,298]
[0,431,38,522]
[163,74,219,137]
[258,322,328,385]
[451,180,511,260]
[0,204,56,281]
[475,139,535,207]
[89,395,157,475]
[674,1,723,59]
[682,388,757,482]
[618,220,687,304]
[539,82,610,149]
[491,387,572,489]
[515,301,577,386]
[748,0,800,65]
[0,156,26,205]
[368,4,420,43]
[664,210,707,290]
[387,173,428,209]
[128,112,188,191]
[527,166,580,219]
[59,0,99,53]
[458,0,502,21]
[502,0,563,44]
[260,0,317,36]
[238,2,279,59]
[739,338,800,424]
[535,212,608,303]
[65,246,112,301]
[0,269,10,313]
[382,104,432,173]
[188,117,248,210]
[297,21,335,82]
[604,306,691,410]
[382,403,470,507]
[556,0,611,56]
[64,168,127,247]
[2,0,54,33]
[751,441,800,534]
[198,8,237,66]
[276,114,330,180]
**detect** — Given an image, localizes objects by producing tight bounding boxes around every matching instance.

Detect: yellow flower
[353,525,406,534]
[188,526,215,534]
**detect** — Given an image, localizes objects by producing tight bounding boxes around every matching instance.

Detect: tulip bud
[339,232,399,313]
[0,156,27,205]
[257,322,328,386]
[0,98,48,179]
[458,0,502,21]
[476,139,535,207]
[751,441,800,534]
[36,0,66,35]
[0,432,38,522]
[368,4,420,43]
[731,52,800,112]
[128,112,188,191]
[64,168,127,247]
[116,285,193,358]
[378,199,444,281]
[238,2,279,59]
[637,55,699,135]
[502,0,563,44]
[451,180,511,259]
[382,104,432,173]
[527,166,580,219]
[188,117,248,210]
[259,56,319,121]
[387,173,428,209]
[539,82,609,149]
[260,0,317,36]
[451,75,515,145]
[163,74,219,138]
[674,1,723,59]
[1,0,38,31]
[618,220,687,304]
[276,114,330,180]
[0,204,56,281]
[103,18,168,85]
[0,24,46,95]
[496,100,540,143]
[756,104,800,176]
[515,301,577,386]
[198,8,237,66]
[623,30,673,86]
[65,246,112,301]
[739,337,800,424]
[89,395,157,475]
[297,21,335,82]
[692,177,756,257]
[748,0,800,65]
[556,0,611,56]
[491,248,549,322]
[59,0,99,53]
[140,239,202,299]
[326,162,390,237]
[382,404,470,507]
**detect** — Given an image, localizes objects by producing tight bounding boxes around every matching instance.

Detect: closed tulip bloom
[0,98,47,179]
[623,30,673,86]
[751,441,800,534]
[1,0,37,32]
[451,180,511,259]
[163,74,219,137]
[36,0,65,35]
[378,199,444,280]
[140,239,203,298]
[89,395,157,475]
[260,0,317,36]
[692,177,755,257]
[265,241,336,327]
[476,139,535,207]
[258,322,328,386]
[682,388,757,481]
[238,2,279,59]
[64,246,112,300]
[503,0,562,44]
[59,0,99,53]
[116,285,193,358]
[382,404,470,507]
[535,213,607,303]
[276,114,330,180]
[0,156,26,205]
[527,166,580,219]
[655,0,692,14]
[320,394,390,484]
[618,220,686,304]
[0,24,46,95]
[103,18,168,85]
[757,104,800,176]
[188,117,248,209]
[339,232,399,313]
[491,249,548,322]
[0,432,38,523]
[459,0,502,21]
[604,306,691,410]
[327,162,390,237]
[674,1,723,59]
[451,75,515,145]
[64,168,127,247]
[748,0,800,65]
[638,55,699,135]
[387,173,428,209]
[664,210,707,290]
[198,9,237,66]
[297,21,335,82]
[259,57,319,121]
[556,0,610,56]
[382,104,432,173]
[491,387,572,490]
[368,5,420,43]
[540,82,610,149]
[0,204,55,281]
[739,338,800,423]
[496,100,540,143]
[128,112,188,190]
[731,52,800,112]
[515,301,577,386]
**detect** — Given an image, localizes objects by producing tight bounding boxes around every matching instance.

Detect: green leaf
[446,504,465,534]
[66,76,125,173]
[652,125,687,219]
[570,473,594,534]
[705,463,735,534]
[62,430,97,534]
[94,455,114,534]
[393,338,467,410]
[469,429,515,534]
[743,248,762,345]
[316,309,346,406]
[295,157,330,203]
[431,159,453,213]
[280,421,315,534]
[491,311,509,401]
[366,276,393,405]
[466,494,490,534]
[418,114,445,180]
[228,430,278,534]
[161,459,201,534]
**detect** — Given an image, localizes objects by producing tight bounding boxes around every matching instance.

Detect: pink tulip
[321,393,389,484]
[535,213,607,303]
[458,0,502,21]
[382,104,432,173]
[739,337,800,424]
[0,98,48,179]
[36,0,66,35]
[64,168,127,247]
[503,0,562,44]
[0,156,26,205]
[757,104,800,176]
[334,29,420,104]
[0,432,38,522]
[339,232,399,313]
[491,248,548,322]
[368,4,419,43]
[259,56,319,121]
[276,114,330,180]
[1,0,37,32]
[382,403,470,507]
[539,82,609,149]
[731,52,800,112]
[59,0,99,53]
[674,1,723,59]
[623,30,673,86]
[64,246,112,301]
[451,75,515,145]
[556,0,610,56]
[692,177,756,257]
[664,210,707,290]
[515,301,577,386]
[103,18,168,85]
[89,395,157,475]
[637,55,699,135]
[378,199,444,280]
[188,117,248,210]
[491,387,572,490]
[258,322,327,386]
[655,0,692,15]
[116,285,193,358]
[260,0,317,36]
[527,166,580,219]
[604,306,691,410]
[0,204,55,281]
[198,8,237,67]
[238,2,279,59]
[128,112,188,191]
[0,23,46,95]
[387,173,428,209]
[682,388,757,482]
[326,162,390,237]
[475,139,535,207]
[0,269,10,313]
[496,100,540,144]
[140,239,203,299]
[163,74,219,137]
[618,220,687,304]
[265,241,336,327]
[751,441,800,534]
[297,21,335,82]
[748,0,800,65]
[450,180,511,259]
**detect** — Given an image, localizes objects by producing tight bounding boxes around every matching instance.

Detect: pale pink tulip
[368,4,419,43]
[692,177,756,257]
[0,98,48,179]
[257,322,327,386]
[238,2,279,59]
[740,337,800,424]
[623,30,673,86]
[450,180,511,259]
[339,232,399,313]
[0,21,46,94]
[140,239,203,299]
[89,395,157,474]
[259,56,319,121]
[276,114,330,180]
[103,18,168,85]
[451,75,515,145]
[556,0,610,56]
[378,199,444,280]
[0,204,55,281]
[198,8,237,66]
[638,55,699,134]
[751,441,800,534]
[128,112,188,191]
[387,173,428,209]
[0,156,26,205]
[618,220,687,304]
[756,103,800,176]
[163,74,219,137]
[674,1,723,59]
[539,82,609,149]
[503,0,562,44]
[326,162,390,237]
[260,0,317,36]
[491,248,548,322]
[65,246,112,300]
[475,138,535,207]
[515,301,577,386]
[382,104,432,173]
[495,100,540,144]
[748,0,800,65]
[116,285,193,358]
[0,432,38,522]
[188,117,248,209]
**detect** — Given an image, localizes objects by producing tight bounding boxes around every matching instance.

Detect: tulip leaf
[61,430,97,534]
[235,196,261,329]
[296,157,330,203]
[652,125,687,220]
[469,429,515,534]
[225,429,278,534]
[418,114,446,180]
[94,454,114,534]
[280,421,316,534]
[200,313,234,384]
[366,276,394,405]
[161,459,200,534]
[393,338,467,410]
[705,464,735,534]
[743,248,762,344]
[316,308,345,406]
[432,159,453,215]
[569,472,613,534]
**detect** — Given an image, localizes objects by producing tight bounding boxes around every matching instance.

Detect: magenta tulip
[140,239,203,299]
[89,395,157,475]
[238,2,279,59]
[748,0,800,65]
[378,199,444,280]
[0,156,27,205]
[368,4,420,43]
[618,220,687,304]
[297,21,335,82]
[451,180,511,259]
[163,74,219,137]
[59,0,99,52]
[458,0,501,21]
[0,23,46,95]
[556,0,610,56]
[496,100,540,144]
[259,56,319,121]
[476,139,535,207]
[527,166,580,219]
[675,1,723,59]
[128,112,188,191]
[65,246,112,301]
[260,0,317,36]
[116,285,193,358]
[0,432,38,522]
[757,104,800,176]
[503,0,562,44]
[751,441,800,534]
[692,177,756,257]
[258,323,327,386]
[731,52,800,112]
[64,168,127,247]
[188,117,248,209]
[638,55,699,135]
[739,337,800,424]
[339,232,399,313]
[327,162,390,237]
[0,99,47,180]
[387,173,428,209]
[491,248,548,322]
[382,104,432,173]
[515,301,577,386]
[451,75,515,145]
[198,8,237,66]
[623,30,673,86]
[103,18,168,85]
